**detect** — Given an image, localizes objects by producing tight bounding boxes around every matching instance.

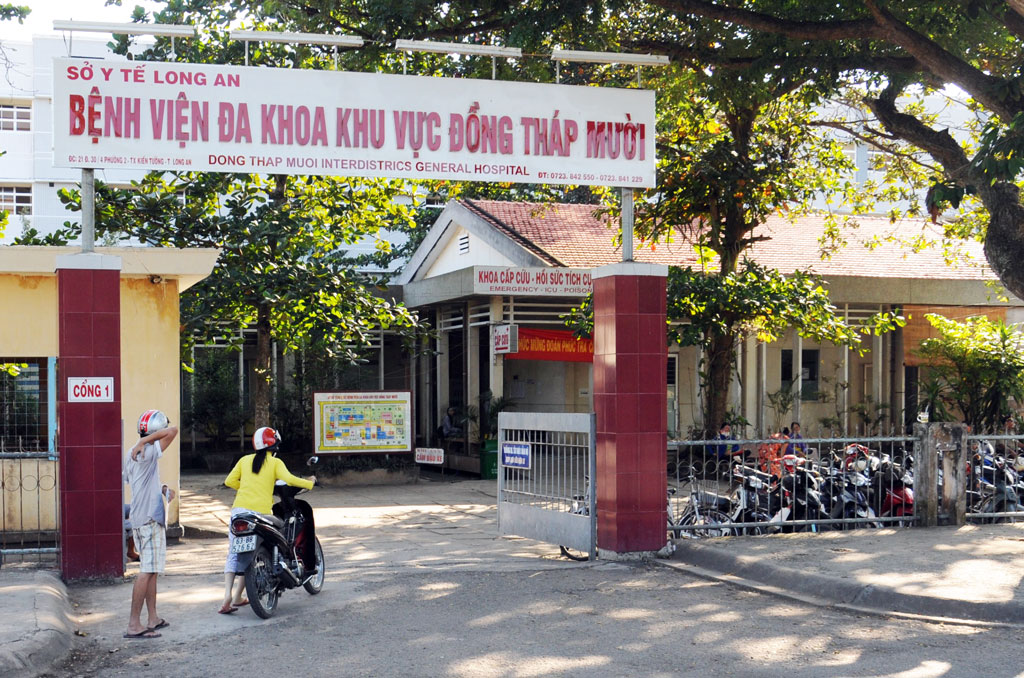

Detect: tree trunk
[254,302,272,426]
[701,243,741,437]
[704,327,736,438]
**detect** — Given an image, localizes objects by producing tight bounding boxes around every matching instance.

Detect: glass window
[782,348,820,401]
[0,185,31,215]
[0,104,31,131]
[0,359,50,452]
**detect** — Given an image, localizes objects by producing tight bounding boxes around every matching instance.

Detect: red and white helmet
[253,427,281,451]
[138,410,169,436]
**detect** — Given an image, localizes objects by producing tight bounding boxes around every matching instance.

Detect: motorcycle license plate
[231,535,256,553]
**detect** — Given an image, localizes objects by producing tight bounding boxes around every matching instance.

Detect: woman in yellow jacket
[219,427,315,614]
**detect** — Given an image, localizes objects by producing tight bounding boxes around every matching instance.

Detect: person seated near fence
[712,423,744,459]
[785,421,809,458]
[758,430,790,477]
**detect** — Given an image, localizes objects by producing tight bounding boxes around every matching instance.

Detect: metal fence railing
[665,425,1024,537]
[668,433,918,535]
[1,361,59,568]
[0,451,60,568]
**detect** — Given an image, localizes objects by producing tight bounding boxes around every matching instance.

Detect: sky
[0,1,163,41]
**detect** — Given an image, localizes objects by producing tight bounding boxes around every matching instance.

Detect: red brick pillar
[593,263,668,556]
[56,254,123,579]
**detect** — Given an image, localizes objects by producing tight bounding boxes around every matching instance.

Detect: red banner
[504,328,593,362]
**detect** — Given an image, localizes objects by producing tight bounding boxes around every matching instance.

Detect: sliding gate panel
[497,412,596,558]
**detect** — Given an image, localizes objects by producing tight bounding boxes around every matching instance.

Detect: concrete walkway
[664,524,1024,625]
[5,472,1024,676]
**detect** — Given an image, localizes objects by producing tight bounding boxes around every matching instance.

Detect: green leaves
[917,313,1024,430]
[664,261,903,353]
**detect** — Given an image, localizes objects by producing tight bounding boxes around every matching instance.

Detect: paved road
[45,560,1024,678]
[37,474,1024,678]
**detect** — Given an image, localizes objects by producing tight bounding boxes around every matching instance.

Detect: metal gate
[497,412,596,559]
[0,451,60,567]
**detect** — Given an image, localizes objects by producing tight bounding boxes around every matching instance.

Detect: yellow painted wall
[0,274,59,355]
[0,273,184,530]
[120,277,183,526]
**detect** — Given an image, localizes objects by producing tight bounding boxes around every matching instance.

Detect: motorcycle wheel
[736,511,771,536]
[303,538,326,594]
[245,545,280,619]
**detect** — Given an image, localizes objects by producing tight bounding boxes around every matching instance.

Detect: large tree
[164,1,1024,293]
[614,1,1024,303]
[57,172,426,424]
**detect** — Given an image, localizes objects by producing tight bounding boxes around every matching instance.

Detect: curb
[0,571,73,678]
[182,524,226,539]
[666,541,1024,626]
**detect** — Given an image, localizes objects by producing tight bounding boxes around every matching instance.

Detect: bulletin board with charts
[313,391,412,453]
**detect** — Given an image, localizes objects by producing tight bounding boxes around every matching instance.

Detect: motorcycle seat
[256,513,286,530]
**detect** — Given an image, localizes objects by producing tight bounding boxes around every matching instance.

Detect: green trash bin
[481,439,499,479]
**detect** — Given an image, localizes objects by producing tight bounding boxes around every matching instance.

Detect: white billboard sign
[474,266,593,296]
[52,58,656,187]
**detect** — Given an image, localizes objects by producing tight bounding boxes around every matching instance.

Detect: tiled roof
[460,199,995,281]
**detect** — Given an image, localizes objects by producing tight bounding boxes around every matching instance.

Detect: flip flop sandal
[217,605,238,615]
[148,619,169,631]
[124,630,161,639]
[231,599,249,608]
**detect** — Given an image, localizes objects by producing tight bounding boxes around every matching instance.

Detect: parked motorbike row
[673,444,915,535]
[966,440,1024,522]
[673,438,1024,536]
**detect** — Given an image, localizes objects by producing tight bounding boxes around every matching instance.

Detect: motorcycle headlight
[853,457,869,472]
[748,476,764,490]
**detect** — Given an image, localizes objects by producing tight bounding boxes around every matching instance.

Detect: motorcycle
[728,463,774,534]
[823,469,877,530]
[970,455,1021,523]
[872,456,914,525]
[229,457,325,618]
[768,455,828,532]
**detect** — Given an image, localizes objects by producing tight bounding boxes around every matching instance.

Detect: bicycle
[669,465,735,538]
[559,476,703,560]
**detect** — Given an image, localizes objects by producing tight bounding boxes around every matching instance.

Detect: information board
[313,391,412,453]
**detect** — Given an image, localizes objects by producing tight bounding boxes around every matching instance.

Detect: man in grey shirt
[123,410,177,639]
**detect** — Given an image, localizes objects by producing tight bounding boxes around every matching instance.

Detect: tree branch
[809,119,943,173]
[648,0,882,41]
[629,37,927,78]
[999,0,1024,40]
[862,0,1016,120]
[864,89,971,181]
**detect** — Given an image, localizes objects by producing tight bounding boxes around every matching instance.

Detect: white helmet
[253,427,281,451]
[138,410,169,436]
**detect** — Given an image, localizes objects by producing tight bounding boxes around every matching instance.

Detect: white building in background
[0,35,410,267]
[0,35,141,241]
